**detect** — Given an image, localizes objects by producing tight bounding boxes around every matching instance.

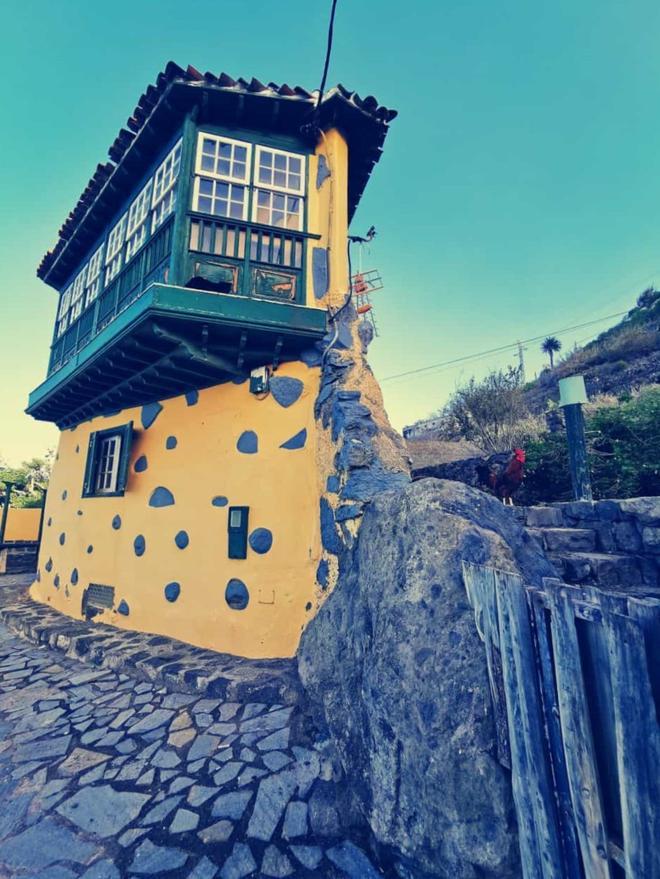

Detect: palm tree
[541,336,562,369]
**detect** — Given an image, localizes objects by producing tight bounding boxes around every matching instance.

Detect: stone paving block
[256,728,290,751]
[289,845,323,870]
[188,733,222,762]
[187,784,218,807]
[211,790,253,820]
[198,819,234,844]
[0,816,100,870]
[283,801,308,839]
[170,775,195,794]
[57,747,109,776]
[261,844,294,877]
[151,747,181,769]
[247,769,299,842]
[128,839,189,874]
[188,856,219,879]
[79,859,122,879]
[262,751,292,772]
[130,709,175,734]
[56,786,150,837]
[141,794,182,826]
[170,807,199,833]
[220,842,257,879]
[326,841,382,878]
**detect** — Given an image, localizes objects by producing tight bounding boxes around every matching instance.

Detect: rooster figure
[476,449,526,505]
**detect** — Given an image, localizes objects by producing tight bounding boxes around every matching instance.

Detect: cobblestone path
[0,600,382,877]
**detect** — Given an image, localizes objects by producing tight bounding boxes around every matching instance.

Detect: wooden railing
[48,218,174,376]
[462,562,660,879]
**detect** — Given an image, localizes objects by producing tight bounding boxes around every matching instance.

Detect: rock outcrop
[298,478,556,879]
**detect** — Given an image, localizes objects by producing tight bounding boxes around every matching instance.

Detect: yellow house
[28,63,406,658]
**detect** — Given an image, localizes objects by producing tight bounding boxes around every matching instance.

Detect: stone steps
[510,499,659,591]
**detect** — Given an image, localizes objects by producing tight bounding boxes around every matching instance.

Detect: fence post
[0,481,14,544]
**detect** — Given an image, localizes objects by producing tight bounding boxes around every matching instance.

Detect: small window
[82,422,134,498]
[125,180,152,262]
[56,285,72,338]
[84,244,104,306]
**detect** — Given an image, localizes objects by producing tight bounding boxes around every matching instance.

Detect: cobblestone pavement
[0,581,384,879]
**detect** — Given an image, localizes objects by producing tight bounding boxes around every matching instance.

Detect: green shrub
[522,387,660,502]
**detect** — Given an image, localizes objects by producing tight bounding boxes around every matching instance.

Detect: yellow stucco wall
[4,507,41,542]
[31,361,324,658]
[307,128,349,310]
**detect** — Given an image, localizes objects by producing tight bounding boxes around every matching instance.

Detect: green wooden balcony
[28,282,326,428]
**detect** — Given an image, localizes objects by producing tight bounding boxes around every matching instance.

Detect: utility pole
[516,341,526,383]
[558,376,592,501]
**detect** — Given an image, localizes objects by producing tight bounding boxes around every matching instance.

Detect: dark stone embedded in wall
[134,535,146,557]
[166,436,178,450]
[59,533,66,545]
[316,559,329,590]
[134,455,148,473]
[237,431,258,454]
[47,517,52,527]
[320,498,342,556]
[71,568,78,585]
[312,248,329,300]
[225,578,250,610]
[117,600,130,616]
[335,504,363,523]
[326,475,340,494]
[316,153,331,188]
[54,574,60,588]
[149,487,175,508]
[185,390,199,406]
[164,582,181,603]
[280,428,307,450]
[112,515,122,530]
[212,496,228,507]
[141,402,163,429]
[270,376,304,408]
[77,510,83,517]
[175,530,189,550]
[249,528,273,555]
[45,558,53,572]
[62,490,67,500]
[87,545,93,554]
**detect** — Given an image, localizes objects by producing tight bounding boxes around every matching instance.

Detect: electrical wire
[315,0,339,111]
[380,309,630,383]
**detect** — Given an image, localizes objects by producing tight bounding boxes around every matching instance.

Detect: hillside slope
[524,290,660,414]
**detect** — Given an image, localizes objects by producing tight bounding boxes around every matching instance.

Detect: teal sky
[2,0,660,464]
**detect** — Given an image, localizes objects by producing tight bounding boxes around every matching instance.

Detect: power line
[380,309,629,383]
[315,0,338,110]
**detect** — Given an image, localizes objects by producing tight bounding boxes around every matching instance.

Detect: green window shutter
[82,432,98,497]
[116,421,134,494]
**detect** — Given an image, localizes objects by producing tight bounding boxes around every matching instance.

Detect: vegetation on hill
[0,454,52,507]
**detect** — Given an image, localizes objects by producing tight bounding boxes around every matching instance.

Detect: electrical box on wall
[228,506,249,559]
[249,366,270,395]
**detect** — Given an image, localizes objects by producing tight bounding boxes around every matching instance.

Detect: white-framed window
[56,286,72,337]
[82,422,134,498]
[193,177,248,220]
[253,190,303,231]
[195,135,250,182]
[125,180,152,262]
[105,214,127,285]
[95,434,121,493]
[69,266,87,322]
[152,187,177,233]
[192,133,306,232]
[84,244,104,306]
[152,139,182,206]
[255,147,305,194]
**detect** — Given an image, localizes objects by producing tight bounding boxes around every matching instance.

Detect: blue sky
[2,0,660,464]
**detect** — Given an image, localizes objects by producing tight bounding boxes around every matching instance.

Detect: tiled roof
[38,62,397,287]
